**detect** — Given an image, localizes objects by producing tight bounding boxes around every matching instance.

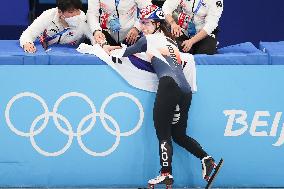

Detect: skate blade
[146,184,173,189]
[146,179,174,189]
[205,158,224,189]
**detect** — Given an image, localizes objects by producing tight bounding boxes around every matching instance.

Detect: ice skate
[148,172,174,189]
[201,156,224,188]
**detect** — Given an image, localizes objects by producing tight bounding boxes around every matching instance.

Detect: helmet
[139,5,165,20]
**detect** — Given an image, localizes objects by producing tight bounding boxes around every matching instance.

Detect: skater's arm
[122,36,147,57]
[109,37,147,59]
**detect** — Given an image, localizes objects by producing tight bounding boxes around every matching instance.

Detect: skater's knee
[172,133,185,145]
[157,77,179,96]
[172,136,180,145]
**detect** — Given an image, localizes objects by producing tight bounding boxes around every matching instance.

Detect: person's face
[140,19,159,35]
[59,9,81,19]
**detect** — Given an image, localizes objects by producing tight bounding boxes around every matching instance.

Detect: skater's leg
[171,90,221,181]
[171,90,208,159]
[153,76,181,174]
[148,76,179,186]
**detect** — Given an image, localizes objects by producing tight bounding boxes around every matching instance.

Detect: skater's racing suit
[117,32,208,173]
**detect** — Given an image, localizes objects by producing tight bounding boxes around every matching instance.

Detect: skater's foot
[148,172,174,185]
[201,156,216,181]
[205,158,224,189]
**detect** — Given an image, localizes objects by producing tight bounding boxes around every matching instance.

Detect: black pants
[176,31,218,55]
[153,76,208,174]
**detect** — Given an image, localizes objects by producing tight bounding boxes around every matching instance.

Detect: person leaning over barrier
[162,0,223,55]
[87,0,151,48]
[104,5,223,188]
[20,0,93,53]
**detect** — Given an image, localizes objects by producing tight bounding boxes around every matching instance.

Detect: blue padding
[194,42,269,65]
[0,40,271,65]
[0,56,23,65]
[46,45,106,65]
[0,40,49,65]
[195,53,268,65]
[218,42,262,54]
[259,41,284,65]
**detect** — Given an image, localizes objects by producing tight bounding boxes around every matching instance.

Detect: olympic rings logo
[4,92,144,157]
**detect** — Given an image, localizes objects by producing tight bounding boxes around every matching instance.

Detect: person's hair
[57,0,82,12]
[154,20,183,49]
[155,20,175,40]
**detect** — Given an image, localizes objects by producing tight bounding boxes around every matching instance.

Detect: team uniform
[20,8,93,49]
[163,0,223,54]
[87,0,151,45]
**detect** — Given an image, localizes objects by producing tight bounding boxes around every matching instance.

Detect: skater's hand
[23,42,36,53]
[103,45,122,55]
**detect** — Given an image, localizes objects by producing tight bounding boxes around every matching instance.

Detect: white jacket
[20,8,93,48]
[87,0,151,43]
[162,0,223,35]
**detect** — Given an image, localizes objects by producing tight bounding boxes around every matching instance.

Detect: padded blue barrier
[0,40,48,65]
[194,42,269,65]
[259,41,284,65]
[46,45,106,65]
[0,56,23,65]
[47,42,269,65]
[1,65,284,187]
[0,41,270,65]
[0,41,104,65]
[218,42,262,54]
